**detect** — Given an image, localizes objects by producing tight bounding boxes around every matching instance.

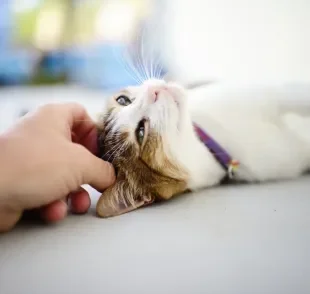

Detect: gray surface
[1,177,310,294]
[0,86,310,294]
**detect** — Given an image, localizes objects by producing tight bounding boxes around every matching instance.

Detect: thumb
[75,146,116,192]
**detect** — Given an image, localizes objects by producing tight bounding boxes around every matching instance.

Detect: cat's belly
[187,83,310,182]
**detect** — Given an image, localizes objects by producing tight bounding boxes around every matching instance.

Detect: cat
[96,79,310,218]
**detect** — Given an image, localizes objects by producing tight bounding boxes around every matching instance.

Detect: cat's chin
[145,79,187,107]
[156,90,180,111]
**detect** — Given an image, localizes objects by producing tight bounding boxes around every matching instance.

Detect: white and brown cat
[96,79,310,217]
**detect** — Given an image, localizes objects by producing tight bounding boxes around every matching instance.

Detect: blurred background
[0,0,161,89]
[0,0,310,130]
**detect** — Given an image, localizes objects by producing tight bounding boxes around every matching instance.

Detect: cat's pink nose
[149,86,165,102]
[154,90,159,101]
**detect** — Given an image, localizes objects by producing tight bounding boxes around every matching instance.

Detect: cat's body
[184,83,310,188]
[96,80,310,217]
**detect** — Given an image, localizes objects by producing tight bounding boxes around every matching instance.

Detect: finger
[39,200,68,223]
[76,146,116,192]
[85,127,98,156]
[68,187,91,214]
[60,103,99,154]
[73,127,98,157]
[38,103,98,154]
[0,210,22,233]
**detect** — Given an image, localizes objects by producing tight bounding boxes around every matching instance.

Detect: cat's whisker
[140,25,151,80]
[102,136,119,148]
[135,53,148,82]
[126,46,144,84]
[135,35,147,81]
[148,42,157,79]
[110,41,144,85]
[152,56,161,79]
[107,140,128,162]
[156,66,164,79]
[154,54,164,79]
[120,50,145,84]
[150,51,158,79]
[148,44,153,79]
[103,143,121,162]
[116,49,143,85]
[142,20,161,80]
[101,136,123,159]
[111,143,128,165]
[133,27,149,82]
[103,133,126,158]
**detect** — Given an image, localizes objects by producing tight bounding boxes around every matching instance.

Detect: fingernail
[109,163,116,183]
[104,162,116,180]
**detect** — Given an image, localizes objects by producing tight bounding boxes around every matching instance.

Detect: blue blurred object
[0,41,167,88]
[0,0,11,49]
[0,0,167,89]
[40,50,67,77]
[66,42,142,92]
[0,1,36,85]
[66,42,167,91]
[0,50,37,86]
[0,0,166,90]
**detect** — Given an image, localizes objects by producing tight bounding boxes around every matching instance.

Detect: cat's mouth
[155,88,180,107]
[147,83,182,108]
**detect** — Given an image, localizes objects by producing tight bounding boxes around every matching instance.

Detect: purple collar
[193,122,239,179]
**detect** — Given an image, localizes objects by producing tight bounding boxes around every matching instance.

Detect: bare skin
[0,103,115,232]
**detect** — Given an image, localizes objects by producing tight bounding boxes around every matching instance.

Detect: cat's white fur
[111,79,310,191]
[184,82,310,189]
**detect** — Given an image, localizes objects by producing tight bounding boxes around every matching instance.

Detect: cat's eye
[116,95,131,106]
[136,120,145,145]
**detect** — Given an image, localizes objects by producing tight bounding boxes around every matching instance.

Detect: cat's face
[96,79,191,217]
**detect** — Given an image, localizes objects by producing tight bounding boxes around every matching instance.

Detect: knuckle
[39,103,57,111]
[66,102,83,109]
[36,103,59,116]
[37,102,82,113]
[63,102,85,114]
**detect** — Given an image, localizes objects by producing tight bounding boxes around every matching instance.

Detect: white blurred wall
[159,0,310,84]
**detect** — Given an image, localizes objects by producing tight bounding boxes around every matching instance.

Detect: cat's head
[96,79,193,217]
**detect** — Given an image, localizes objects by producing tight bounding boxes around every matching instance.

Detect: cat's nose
[154,90,159,101]
[148,86,165,102]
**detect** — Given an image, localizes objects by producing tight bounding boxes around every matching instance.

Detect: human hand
[0,103,115,232]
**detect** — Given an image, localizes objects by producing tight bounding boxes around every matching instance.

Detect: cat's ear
[96,179,155,218]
